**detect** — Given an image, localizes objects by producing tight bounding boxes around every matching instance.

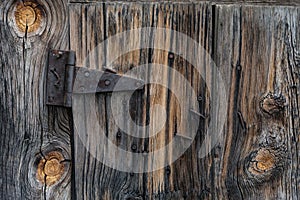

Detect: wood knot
[37,151,65,186]
[244,147,288,184]
[9,1,46,36]
[259,92,285,117]
[249,149,276,173]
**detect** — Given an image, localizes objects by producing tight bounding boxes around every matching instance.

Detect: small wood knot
[259,92,285,116]
[10,1,46,36]
[249,149,275,173]
[37,151,65,186]
[245,146,287,184]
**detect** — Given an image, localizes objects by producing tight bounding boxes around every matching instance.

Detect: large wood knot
[259,92,285,117]
[9,1,46,37]
[36,151,66,186]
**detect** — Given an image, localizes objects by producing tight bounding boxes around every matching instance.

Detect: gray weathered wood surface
[0,0,72,199]
[215,5,300,199]
[70,1,300,200]
[0,0,299,199]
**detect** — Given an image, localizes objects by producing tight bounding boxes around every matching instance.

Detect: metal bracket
[46,50,144,108]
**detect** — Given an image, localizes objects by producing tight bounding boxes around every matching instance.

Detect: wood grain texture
[70,2,216,199]
[1,0,300,199]
[215,5,300,199]
[69,0,300,6]
[0,0,72,199]
[70,2,300,200]
[70,3,150,199]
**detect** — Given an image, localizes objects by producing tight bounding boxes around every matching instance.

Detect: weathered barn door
[1,0,300,200]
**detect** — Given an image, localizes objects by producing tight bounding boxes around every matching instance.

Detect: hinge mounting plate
[46,49,144,108]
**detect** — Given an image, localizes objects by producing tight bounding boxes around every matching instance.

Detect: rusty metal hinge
[46,50,144,107]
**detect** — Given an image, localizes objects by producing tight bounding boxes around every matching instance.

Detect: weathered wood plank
[0,0,72,199]
[70,1,219,199]
[70,2,300,199]
[144,3,214,199]
[70,2,151,199]
[69,0,300,6]
[215,5,300,199]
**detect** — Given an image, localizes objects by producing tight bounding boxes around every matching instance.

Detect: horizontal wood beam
[68,0,300,6]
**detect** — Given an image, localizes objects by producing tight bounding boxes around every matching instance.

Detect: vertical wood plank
[0,0,72,199]
[70,2,215,199]
[69,1,300,200]
[215,5,300,199]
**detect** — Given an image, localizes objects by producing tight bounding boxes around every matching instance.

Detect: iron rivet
[168,52,174,59]
[105,80,111,86]
[80,86,85,91]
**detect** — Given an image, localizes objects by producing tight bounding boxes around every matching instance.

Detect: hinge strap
[46,49,144,108]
